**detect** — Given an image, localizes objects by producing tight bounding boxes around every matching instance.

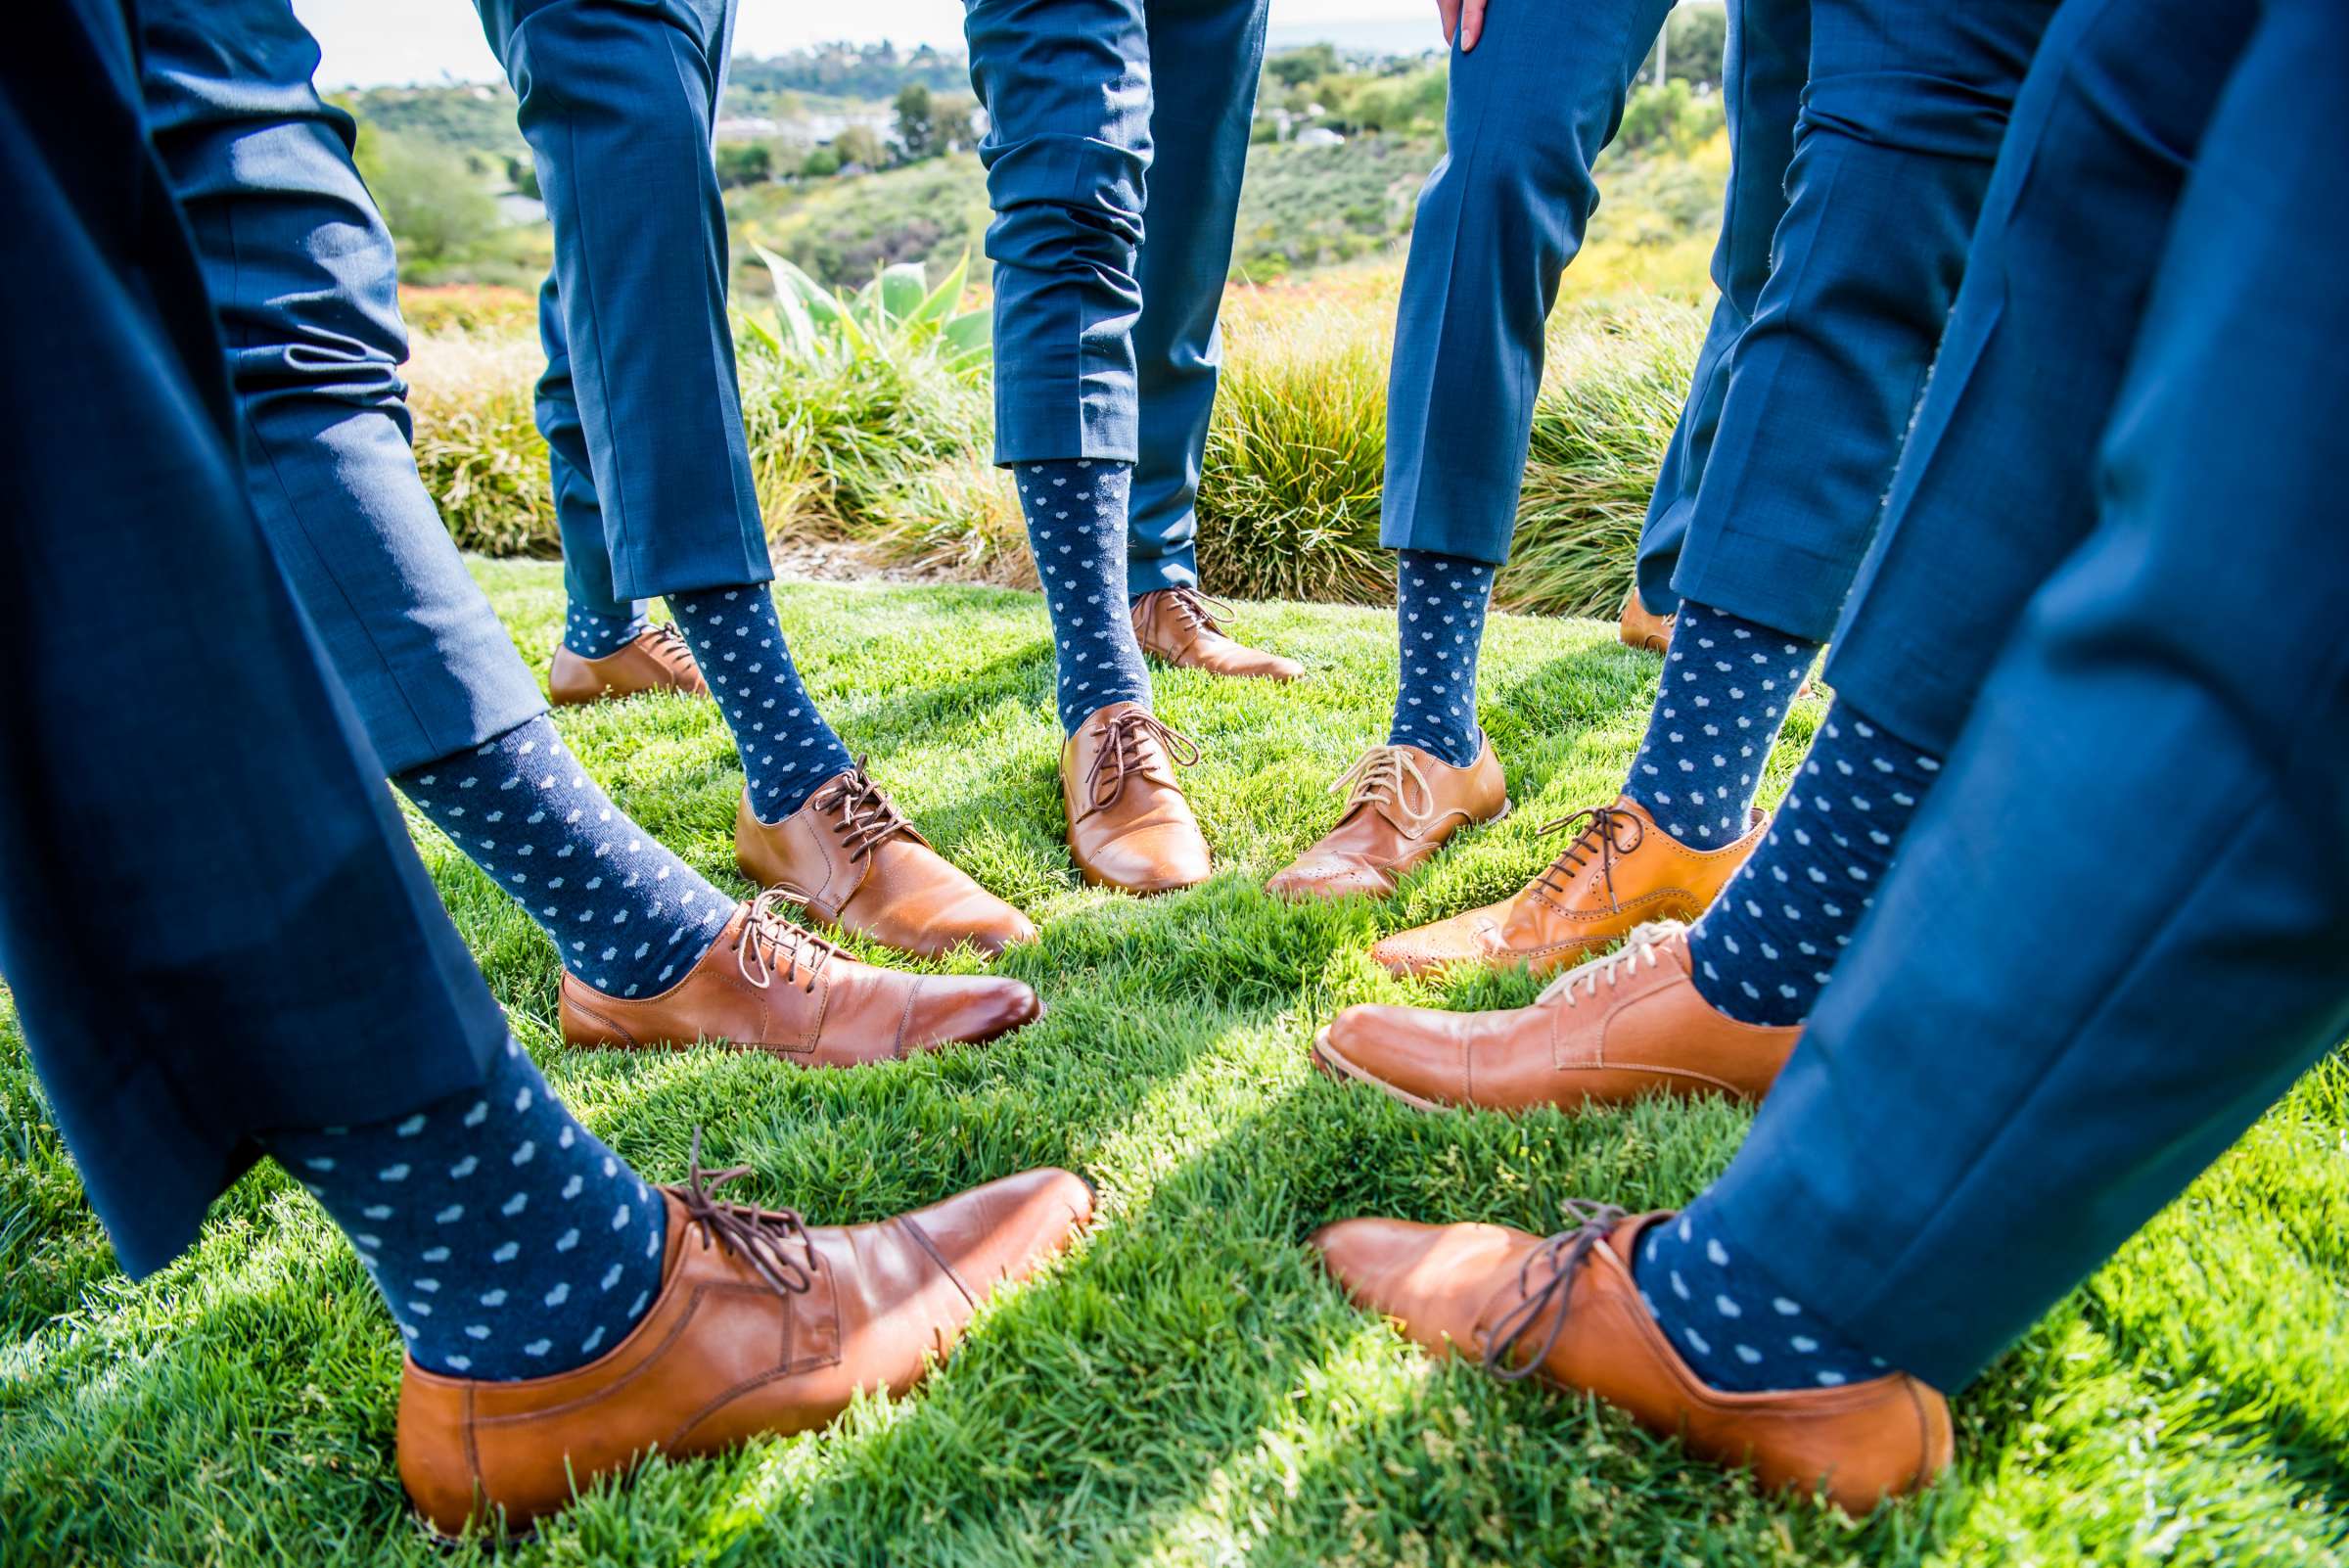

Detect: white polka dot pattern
[1624,600,1821,844]
[261,1038,666,1381]
[1386,550,1494,768]
[1632,1199,1885,1392]
[667,585,856,822]
[1017,458,1153,733]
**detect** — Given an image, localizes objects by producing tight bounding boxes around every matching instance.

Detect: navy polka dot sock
[1388,549,1494,767]
[1625,601,1819,845]
[394,715,732,998]
[261,1038,666,1380]
[1634,1202,1882,1392]
[666,586,856,822]
[563,601,647,660]
[1686,702,1941,1026]
[1017,458,1152,733]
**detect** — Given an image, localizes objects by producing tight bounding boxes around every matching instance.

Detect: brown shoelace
[1532,804,1645,910]
[730,887,845,992]
[1482,1199,1629,1382]
[666,1128,821,1298]
[642,621,697,669]
[1155,585,1239,641]
[809,763,922,861]
[1329,745,1436,830]
[1082,708,1202,812]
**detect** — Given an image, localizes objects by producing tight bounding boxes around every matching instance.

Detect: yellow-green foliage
[404,233,1709,616]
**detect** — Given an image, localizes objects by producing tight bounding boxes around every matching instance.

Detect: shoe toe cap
[1368,911,1485,975]
[910,1167,1094,1297]
[1088,826,1211,895]
[1267,854,1392,902]
[1311,1218,1510,1358]
[901,975,1043,1051]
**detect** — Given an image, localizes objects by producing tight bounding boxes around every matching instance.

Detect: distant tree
[504,155,540,200]
[832,123,885,172]
[355,129,498,261]
[801,144,843,178]
[1640,6,1727,90]
[894,84,939,161]
[1266,43,1338,87]
[714,140,775,188]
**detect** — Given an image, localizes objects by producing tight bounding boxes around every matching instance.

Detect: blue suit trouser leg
[136,0,548,775]
[967,0,1154,467]
[1670,0,2059,641]
[1124,0,1269,598]
[1698,0,2346,1392]
[475,0,771,599]
[1377,0,1675,568]
[1822,0,2255,754]
[1635,0,1810,617]
[0,0,506,1278]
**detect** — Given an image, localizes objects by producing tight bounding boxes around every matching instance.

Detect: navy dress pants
[1379,0,1675,568]
[0,0,508,1276]
[1651,0,2058,638]
[964,0,1270,595]
[1633,0,1808,610]
[1822,0,2254,754]
[1700,0,2349,1391]
[475,0,774,609]
[137,0,548,774]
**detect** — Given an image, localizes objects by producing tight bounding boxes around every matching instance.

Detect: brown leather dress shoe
[1313,1206,1949,1512]
[1132,586,1304,682]
[560,894,1040,1065]
[1619,590,1674,654]
[548,623,709,706]
[1316,921,1798,1113]
[1370,796,1764,978]
[1060,702,1211,895]
[1267,740,1509,902]
[736,767,1036,959]
[399,1148,1094,1535]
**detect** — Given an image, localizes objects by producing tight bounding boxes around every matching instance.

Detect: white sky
[295,0,1439,90]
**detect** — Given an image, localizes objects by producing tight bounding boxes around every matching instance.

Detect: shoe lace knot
[667,1128,821,1298]
[1536,920,1685,1008]
[1330,745,1437,831]
[1533,804,1646,909]
[1083,709,1202,812]
[809,762,921,861]
[730,888,843,992]
[1481,1198,1629,1381]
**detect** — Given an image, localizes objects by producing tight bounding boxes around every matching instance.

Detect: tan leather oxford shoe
[1312,1206,1950,1513]
[1619,589,1675,654]
[1132,586,1303,682]
[1316,921,1798,1113]
[548,623,708,706]
[560,894,1040,1065]
[737,767,1036,959]
[1370,796,1763,978]
[1267,739,1508,902]
[1060,702,1211,895]
[399,1151,1093,1535]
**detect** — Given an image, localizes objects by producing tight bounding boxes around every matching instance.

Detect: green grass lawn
[4,561,2346,1566]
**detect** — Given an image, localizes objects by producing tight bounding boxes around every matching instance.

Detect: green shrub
[406,330,557,558]
[1498,298,1704,618]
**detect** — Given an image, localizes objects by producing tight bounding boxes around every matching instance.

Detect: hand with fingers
[1436,0,1488,51]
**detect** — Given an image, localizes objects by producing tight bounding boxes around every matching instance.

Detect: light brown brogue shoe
[559,893,1040,1065]
[399,1148,1094,1535]
[1312,1206,1950,1513]
[736,767,1036,959]
[1132,586,1304,682]
[548,623,708,706]
[1619,590,1674,654]
[1315,921,1799,1113]
[1267,739,1509,902]
[1370,796,1764,979]
[1060,702,1211,895]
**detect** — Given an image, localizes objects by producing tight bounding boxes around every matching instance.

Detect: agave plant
[742,246,992,379]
